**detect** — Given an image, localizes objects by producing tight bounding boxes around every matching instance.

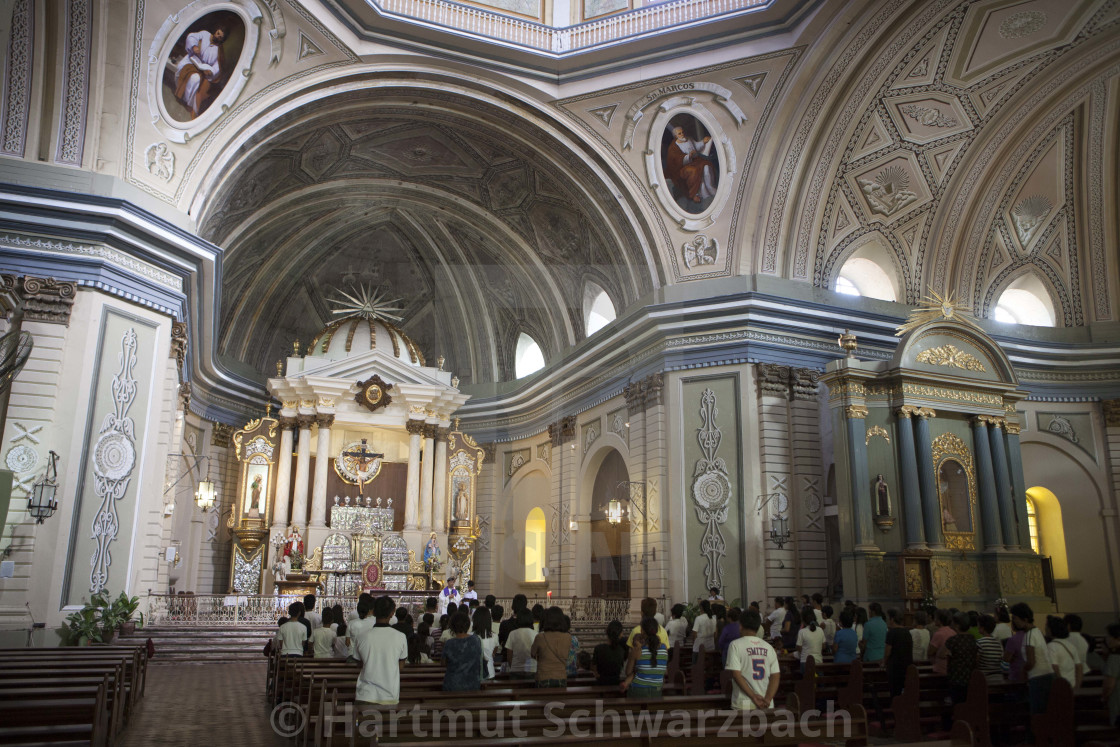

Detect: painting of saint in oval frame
[661,113,720,215]
[160,10,246,123]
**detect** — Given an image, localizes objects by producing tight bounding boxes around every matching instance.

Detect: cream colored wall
[0,290,177,644]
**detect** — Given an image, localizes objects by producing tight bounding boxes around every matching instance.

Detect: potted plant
[64,594,108,646]
[110,592,144,636]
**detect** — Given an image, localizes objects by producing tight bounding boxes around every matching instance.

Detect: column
[404,420,424,530]
[290,416,314,530]
[432,428,449,533]
[914,409,942,548]
[844,405,874,548]
[895,407,926,549]
[270,418,295,532]
[972,417,1003,550]
[989,419,1018,549]
[310,414,333,528]
[1004,422,1030,549]
[419,424,436,532]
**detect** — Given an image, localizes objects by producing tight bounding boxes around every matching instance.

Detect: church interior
[1,0,1119,742]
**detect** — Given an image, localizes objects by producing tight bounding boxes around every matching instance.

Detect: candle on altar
[547,590,552,601]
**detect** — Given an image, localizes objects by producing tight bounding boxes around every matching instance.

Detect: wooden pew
[0,697,107,747]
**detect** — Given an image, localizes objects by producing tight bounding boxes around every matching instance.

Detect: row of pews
[268,649,869,746]
[0,644,149,747]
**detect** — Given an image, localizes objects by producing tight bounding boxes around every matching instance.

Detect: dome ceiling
[200,87,661,384]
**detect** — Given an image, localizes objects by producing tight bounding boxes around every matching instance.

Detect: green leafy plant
[64,590,144,644]
[65,602,105,646]
[104,591,144,634]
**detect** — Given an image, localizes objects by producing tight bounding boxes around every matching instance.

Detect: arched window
[524,507,546,582]
[1025,496,1039,554]
[1024,486,1069,579]
[993,275,1056,327]
[835,256,897,301]
[515,333,545,378]
[583,282,616,336]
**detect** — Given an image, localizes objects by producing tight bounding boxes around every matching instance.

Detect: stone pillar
[404,420,425,531]
[290,416,314,530]
[1004,422,1030,549]
[270,418,296,532]
[972,416,1003,550]
[844,405,874,549]
[896,407,926,549]
[989,419,1018,549]
[310,414,334,528]
[914,409,942,548]
[432,428,449,533]
[420,424,436,533]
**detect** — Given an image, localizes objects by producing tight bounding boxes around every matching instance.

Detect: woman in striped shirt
[976,614,1005,684]
[623,617,668,698]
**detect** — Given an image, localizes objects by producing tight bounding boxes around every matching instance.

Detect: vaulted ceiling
[199,86,661,383]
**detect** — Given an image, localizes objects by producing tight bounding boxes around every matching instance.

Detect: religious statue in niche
[452,475,471,521]
[249,474,262,515]
[423,533,442,570]
[271,554,291,587]
[161,11,245,122]
[938,459,973,533]
[283,524,304,559]
[874,474,891,516]
[662,114,719,214]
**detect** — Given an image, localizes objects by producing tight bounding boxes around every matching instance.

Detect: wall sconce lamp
[769,514,791,550]
[568,518,578,531]
[28,450,59,523]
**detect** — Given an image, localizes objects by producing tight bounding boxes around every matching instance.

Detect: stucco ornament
[691,388,730,590]
[90,328,140,594]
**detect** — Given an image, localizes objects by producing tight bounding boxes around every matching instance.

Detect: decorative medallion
[1012,194,1052,245]
[691,388,730,591]
[682,235,718,268]
[1045,415,1078,444]
[858,165,919,217]
[144,142,174,180]
[865,425,890,445]
[90,328,139,594]
[5,444,38,473]
[999,11,1046,39]
[916,344,987,372]
[354,374,394,413]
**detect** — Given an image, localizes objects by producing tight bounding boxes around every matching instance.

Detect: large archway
[589,449,631,598]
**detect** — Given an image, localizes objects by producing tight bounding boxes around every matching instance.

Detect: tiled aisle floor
[118,662,282,746]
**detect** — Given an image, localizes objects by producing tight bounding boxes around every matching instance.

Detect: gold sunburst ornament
[895,288,986,337]
[329,285,404,324]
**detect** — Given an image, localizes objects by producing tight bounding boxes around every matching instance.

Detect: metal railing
[143,593,639,626]
[376,0,767,53]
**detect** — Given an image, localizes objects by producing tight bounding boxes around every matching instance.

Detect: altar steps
[118,624,275,663]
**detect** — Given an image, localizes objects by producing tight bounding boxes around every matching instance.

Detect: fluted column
[271,418,296,531]
[419,424,436,532]
[896,407,926,549]
[432,428,449,533]
[310,414,334,528]
[972,416,1003,550]
[404,419,425,531]
[914,408,942,548]
[291,415,314,530]
[989,419,1017,549]
[1004,422,1030,549]
[844,405,874,548]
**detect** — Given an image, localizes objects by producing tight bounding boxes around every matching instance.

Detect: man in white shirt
[1063,614,1090,669]
[726,609,780,710]
[766,597,785,643]
[278,601,308,657]
[504,610,538,677]
[348,599,376,659]
[461,580,478,602]
[354,596,408,705]
[303,595,322,631]
[666,604,688,649]
[811,593,825,624]
[1011,602,1053,719]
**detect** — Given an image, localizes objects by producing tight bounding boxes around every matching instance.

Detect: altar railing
[143,593,641,626]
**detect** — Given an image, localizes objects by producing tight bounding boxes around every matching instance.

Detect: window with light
[524,507,546,582]
[515,333,545,378]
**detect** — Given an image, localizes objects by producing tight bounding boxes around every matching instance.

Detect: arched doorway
[590,450,630,598]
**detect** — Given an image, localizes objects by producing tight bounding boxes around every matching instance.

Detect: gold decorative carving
[827,380,866,399]
[866,425,890,444]
[916,344,987,372]
[299,399,316,409]
[318,396,335,408]
[998,560,1044,596]
[409,405,427,415]
[210,422,234,447]
[916,407,937,419]
[902,383,1002,407]
[1103,400,1120,428]
[354,375,394,413]
[896,288,986,338]
[845,405,869,419]
[931,558,953,595]
[932,432,978,551]
[282,400,297,410]
[953,561,981,596]
[1004,422,1022,435]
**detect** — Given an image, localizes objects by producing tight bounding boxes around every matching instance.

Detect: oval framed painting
[644,104,734,231]
[147,1,261,144]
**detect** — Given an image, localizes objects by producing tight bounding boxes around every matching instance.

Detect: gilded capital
[897,405,919,419]
[845,405,869,420]
[277,416,299,430]
[315,414,334,429]
[406,419,427,436]
[1004,422,1022,435]
[296,414,317,429]
[915,407,936,420]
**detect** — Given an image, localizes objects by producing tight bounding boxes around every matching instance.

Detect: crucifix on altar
[340,438,383,495]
